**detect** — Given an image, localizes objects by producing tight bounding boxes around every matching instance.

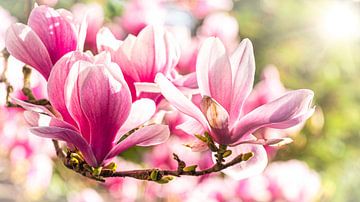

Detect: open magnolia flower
[14,51,169,167]
[156,37,315,179]
[5,5,85,80]
[97,25,180,100]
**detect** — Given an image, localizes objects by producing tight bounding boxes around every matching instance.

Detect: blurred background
[0,0,359,201]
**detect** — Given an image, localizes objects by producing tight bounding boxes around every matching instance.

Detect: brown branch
[103,152,254,181]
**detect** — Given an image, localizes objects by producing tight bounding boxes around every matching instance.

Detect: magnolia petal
[163,30,181,76]
[131,26,166,81]
[28,5,77,64]
[175,118,205,135]
[117,98,156,136]
[10,97,54,117]
[48,51,92,126]
[24,111,78,131]
[106,124,170,159]
[229,39,256,124]
[79,64,131,163]
[64,61,93,141]
[172,72,198,89]
[216,144,268,180]
[232,137,293,147]
[185,139,209,152]
[134,82,161,97]
[200,96,231,144]
[5,23,53,79]
[30,126,97,167]
[77,12,87,52]
[96,27,122,53]
[156,73,209,130]
[231,89,315,143]
[196,37,232,111]
[116,34,139,81]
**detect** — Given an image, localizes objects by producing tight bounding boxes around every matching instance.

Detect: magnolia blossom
[156,37,314,179]
[5,5,83,80]
[14,51,169,167]
[97,25,180,99]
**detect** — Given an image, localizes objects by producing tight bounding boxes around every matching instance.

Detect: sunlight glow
[319,2,360,41]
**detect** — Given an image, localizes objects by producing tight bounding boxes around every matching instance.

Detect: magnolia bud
[242,152,254,161]
[150,170,161,181]
[222,150,232,158]
[183,165,197,172]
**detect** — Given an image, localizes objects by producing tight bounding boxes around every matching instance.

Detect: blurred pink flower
[236,160,321,202]
[14,51,169,167]
[0,6,16,50]
[5,5,82,80]
[121,0,166,35]
[244,65,286,113]
[197,12,239,51]
[68,188,104,202]
[177,0,233,19]
[36,0,58,6]
[156,37,315,179]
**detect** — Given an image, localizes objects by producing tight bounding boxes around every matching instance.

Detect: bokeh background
[0,0,359,201]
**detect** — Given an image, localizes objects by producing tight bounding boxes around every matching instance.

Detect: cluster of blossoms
[0,0,319,201]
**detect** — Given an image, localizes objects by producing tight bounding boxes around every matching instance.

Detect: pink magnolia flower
[5,5,82,80]
[97,25,180,100]
[156,37,314,179]
[14,51,169,167]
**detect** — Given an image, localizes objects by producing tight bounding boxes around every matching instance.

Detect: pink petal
[30,126,97,167]
[196,37,232,111]
[79,64,131,164]
[229,39,256,124]
[187,140,209,152]
[28,5,77,64]
[175,118,205,135]
[116,34,139,81]
[64,60,94,141]
[200,96,231,144]
[234,137,293,147]
[48,51,92,126]
[76,12,87,52]
[5,23,53,79]
[106,124,170,159]
[96,27,121,53]
[172,72,198,89]
[11,97,54,117]
[134,82,160,97]
[231,89,315,144]
[155,73,209,130]
[215,144,268,180]
[118,98,156,136]
[24,111,78,131]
